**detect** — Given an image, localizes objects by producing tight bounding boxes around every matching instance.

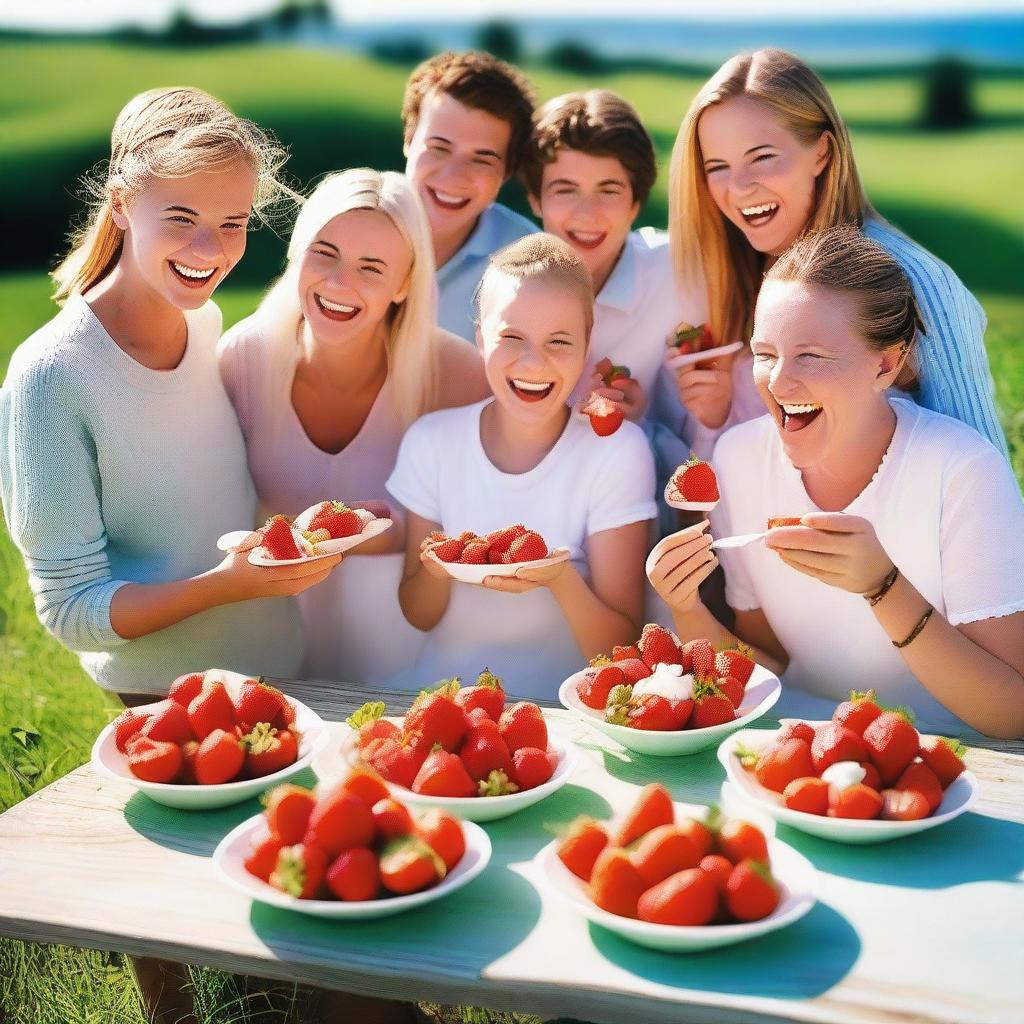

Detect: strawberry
[178,740,199,784]
[263,784,316,844]
[777,720,816,745]
[371,797,415,839]
[691,683,735,729]
[613,784,675,846]
[378,835,446,895]
[754,738,816,794]
[412,749,476,798]
[346,702,400,750]
[677,817,714,859]
[261,516,303,560]
[699,854,734,892]
[880,788,930,821]
[459,719,514,783]
[503,531,548,563]
[919,736,966,788]
[627,694,680,731]
[487,545,507,564]
[234,678,290,729]
[241,723,298,778]
[112,708,150,753]
[832,689,883,736]
[726,859,779,922]
[405,681,467,752]
[126,736,182,783]
[673,456,720,504]
[511,746,557,791]
[859,761,882,791]
[782,776,830,815]
[305,785,375,856]
[485,524,527,556]
[416,809,466,872]
[476,769,519,796]
[139,699,193,746]
[684,638,717,682]
[168,672,206,708]
[362,735,426,789]
[863,709,920,785]
[465,707,490,728]
[429,537,464,562]
[828,782,883,819]
[715,648,755,686]
[670,321,713,353]
[244,828,283,882]
[304,500,361,539]
[637,868,718,926]
[498,702,548,754]
[582,393,623,437]
[270,842,327,899]
[577,665,625,710]
[637,624,684,670]
[454,669,506,720]
[326,847,380,901]
[589,848,647,919]
[717,674,745,709]
[556,817,609,882]
[194,728,245,785]
[767,516,803,529]
[459,540,490,564]
[715,818,769,865]
[629,824,703,887]
[612,644,642,662]
[616,658,653,684]
[338,766,390,809]
[187,682,236,742]
[894,759,943,814]
[603,683,635,726]
[810,722,870,774]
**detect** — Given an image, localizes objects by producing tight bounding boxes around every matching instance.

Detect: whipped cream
[821,761,866,791]
[631,662,696,706]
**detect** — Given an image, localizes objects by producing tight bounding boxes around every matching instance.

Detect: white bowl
[559,664,781,756]
[425,546,572,585]
[214,813,491,919]
[91,669,326,810]
[217,518,392,567]
[315,721,579,822]
[535,829,816,952]
[717,725,979,844]
[664,339,744,372]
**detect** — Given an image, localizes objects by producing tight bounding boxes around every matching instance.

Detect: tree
[476,21,521,63]
[921,58,978,130]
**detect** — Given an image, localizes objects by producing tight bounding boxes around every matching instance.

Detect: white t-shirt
[386,399,658,698]
[711,397,1024,734]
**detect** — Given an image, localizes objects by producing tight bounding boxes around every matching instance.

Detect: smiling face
[477,272,589,428]
[297,208,413,346]
[530,148,640,293]
[698,95,830,257]
[404,89,511,257]
[752,278,903,471]
[112,158,256,310]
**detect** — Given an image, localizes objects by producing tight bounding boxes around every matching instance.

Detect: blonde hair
[252,168,439,428]
[51,87,292,303]
[766,226,923,390]
[477,232,595,339]
[670,48,876,349]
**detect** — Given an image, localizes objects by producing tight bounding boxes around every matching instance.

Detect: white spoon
[710,531,767,551]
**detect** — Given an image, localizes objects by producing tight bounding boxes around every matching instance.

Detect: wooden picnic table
[0,677,1022,1024]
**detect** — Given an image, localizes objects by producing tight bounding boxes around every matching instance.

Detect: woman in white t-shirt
[647,226,1024,738]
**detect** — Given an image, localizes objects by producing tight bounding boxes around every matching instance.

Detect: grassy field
[0,38,1021,1024]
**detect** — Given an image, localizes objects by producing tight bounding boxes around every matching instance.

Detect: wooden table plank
[0,682,1021,1024]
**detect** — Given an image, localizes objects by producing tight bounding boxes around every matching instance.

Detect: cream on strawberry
[820,760,866,791]
[631,662,695,708]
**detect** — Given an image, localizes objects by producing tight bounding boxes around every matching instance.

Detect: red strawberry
[919,736,966,788]
[459,719,514,783]
[863,710,920,785]
[411,749,476,798]
[241,723,298,778]
[612,644,642,662]
[113,708,150,753]
[755,738,816,793]
[859,761,882,791]
[684,638,717,682]
[556,817,609,882]
[347,702,400,750]
[326,847,380,901]
[416,809,466,872]
[577,664,626,710]
[263,784,316,844]
[828,783,883,819]
[371,797,415,839]
[126,736,182,783]
[405,681,468,752]
[767,516,803,529]
[616,658,653,684]
[244,828,284,882]
[139,699,193,745]
[337,767,390,809]
[881,788,930,821]
[498,702,548,754]
[894,759,943,814]
[673,456,719,503]
[187,682,235,742]
[589,847,647,918]
[629,824,704,887]
[777,720,816,745]
[194,728,245,785]
[429,537,464,562]
[627,694,680,731]
[637,867,718,926]
[465,707,490,728]
[177,740,199,784]
[234,678,290,729]
[306,785,375,856]
[270,842,327,899]
[379,835,447,895]
[454,668,506,720]
[362,735,427,789]
[304,500,361,539]
[691,683,736,729]
[582,393,623,437]
[503,531,548,563]
[810,722,870,774]
[459,540,490,564]
[832,689,883,736]
[699,853,734,892]
[168,672,206,708]
[485,524,527,556]
[726,859,779,922]
[782,776,830,815]
[511,746,557,791]
[261,516,303,560]
[715,818,769,865]
[614,784,675,846]
[673,320,715,355]
[715,648,755,686]
[717,674,745,709]
[637,624,684,670]
[677,817,714,859]
[487,545,507,564]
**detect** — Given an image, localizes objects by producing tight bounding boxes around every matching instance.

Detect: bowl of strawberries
[214,768,491,919]
[314,671,578,822]
[559,625,781,756]
[664,455,720,513]
[422,525,571,585]
[717,690,978,843]
[536,783,816,952]
[92,670,325,809]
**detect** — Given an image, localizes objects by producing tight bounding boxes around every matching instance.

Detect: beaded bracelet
[893,607,934,649]
[865,564,899,606]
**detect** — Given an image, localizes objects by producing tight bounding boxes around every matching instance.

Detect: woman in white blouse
[648,226,1024,739]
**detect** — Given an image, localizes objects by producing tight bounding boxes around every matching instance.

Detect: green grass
[0,38,1022,1024]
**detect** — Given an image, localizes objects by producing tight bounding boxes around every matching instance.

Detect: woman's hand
[646,520,718,612]
[480,560,569,594]
[670,360,732,429]
[419,544,454,581]
[207,550,343,603]
[765,513,894,595]
[589,373,648,423]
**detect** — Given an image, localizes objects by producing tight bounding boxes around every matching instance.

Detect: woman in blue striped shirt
[666,48,1008,459]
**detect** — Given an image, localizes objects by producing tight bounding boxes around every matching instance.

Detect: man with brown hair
[402,50,538,341]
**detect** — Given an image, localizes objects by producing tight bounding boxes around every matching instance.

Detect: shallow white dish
[315,720,579,822]
[214,813,491,919]
[217,518,392,566]
[425,546,572,585]
[535,826,815,951]
[558,664,781,756]
[663,477,719,513]
[717,724,979,844]
[665,339,744,372]
[91,669,326,810]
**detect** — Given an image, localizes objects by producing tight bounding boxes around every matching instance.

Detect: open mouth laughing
[739,201,779,229]
[314,293,360,322]
[426,186,472,212]
[567,229,607,251]
[508,377,555,403]
[168,260,217,289]
[778,401,824,432]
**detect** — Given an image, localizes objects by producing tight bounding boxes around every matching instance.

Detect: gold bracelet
[893,606,934,649]
[865,564,899,606]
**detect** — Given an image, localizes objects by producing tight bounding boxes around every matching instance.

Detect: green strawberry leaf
[345,701,386,729]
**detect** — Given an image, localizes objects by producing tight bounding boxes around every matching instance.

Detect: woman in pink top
[218,168,487,685]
